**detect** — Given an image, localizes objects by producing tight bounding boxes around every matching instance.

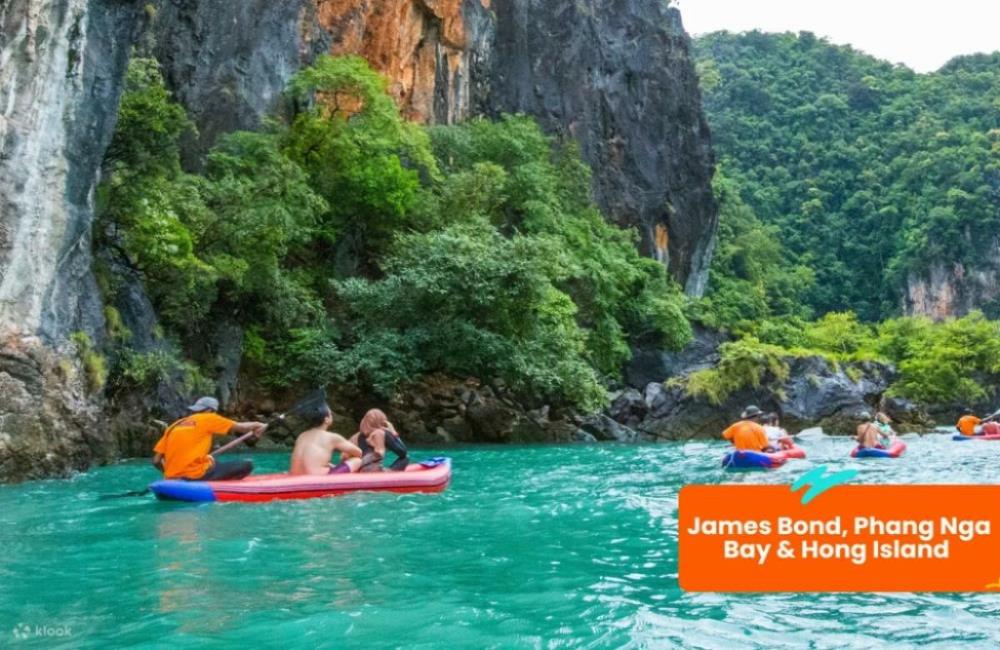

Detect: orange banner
[679,485,1000,592]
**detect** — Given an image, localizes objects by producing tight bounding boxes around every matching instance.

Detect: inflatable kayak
[851,441,906,458]
[150,457,451,503]
[722,445,806,470]
[952,434,1000,441]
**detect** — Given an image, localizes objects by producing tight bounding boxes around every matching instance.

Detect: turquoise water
[1,434,999,649]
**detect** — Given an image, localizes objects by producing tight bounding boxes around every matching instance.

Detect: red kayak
[150,458,452,502]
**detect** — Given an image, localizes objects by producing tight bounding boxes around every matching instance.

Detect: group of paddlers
[153,395,1000,481]
[152,397,416,482]
[722,403,1000,451]
[721,405,897,452]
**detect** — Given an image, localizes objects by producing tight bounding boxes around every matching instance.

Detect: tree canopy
[695,31,1000,321]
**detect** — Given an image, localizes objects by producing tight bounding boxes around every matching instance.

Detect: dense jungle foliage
[694,31,1000,322]
[96,55,690,410]
[97,46,1000,413]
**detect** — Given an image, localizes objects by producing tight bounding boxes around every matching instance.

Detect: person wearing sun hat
[721,405,774,452]
[152,396,267,481]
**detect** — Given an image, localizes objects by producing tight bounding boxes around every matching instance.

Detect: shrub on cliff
[685,337,791,405]
[298,113,692,409]
[879,312,1000,404]
[333,222,606,408]
[694,311,1000,409]
[99,55,692,410]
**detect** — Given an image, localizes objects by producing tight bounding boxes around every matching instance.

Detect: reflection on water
[1,435,999,648]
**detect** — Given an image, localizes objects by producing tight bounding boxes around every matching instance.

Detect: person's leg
[202,460,253,481]
[359,452,383,472]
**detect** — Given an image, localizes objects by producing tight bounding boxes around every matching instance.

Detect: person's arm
[721,425,735,441]
[334,437,363,459]
[230,421,268,438]
[152,453,165,471]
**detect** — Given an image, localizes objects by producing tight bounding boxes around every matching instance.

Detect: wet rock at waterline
[609,356,897,439]
[383,376,586,444]
[0,338,106,482]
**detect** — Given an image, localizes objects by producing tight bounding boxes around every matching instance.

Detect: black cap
[741,405,764,419]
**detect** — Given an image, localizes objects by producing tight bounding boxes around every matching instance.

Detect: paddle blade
[796,427,825,440]
[285,387,328,417]
[98,488,150,500]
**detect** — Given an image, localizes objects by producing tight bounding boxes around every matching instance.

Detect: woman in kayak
[289,405,364,475]
[762,412,794,450]
[351,409,413,472]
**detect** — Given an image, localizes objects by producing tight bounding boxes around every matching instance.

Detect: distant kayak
[150,458,452,503]
[851,441,906,458]
[722,445,806,470]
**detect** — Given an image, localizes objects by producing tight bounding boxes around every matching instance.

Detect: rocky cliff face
[486,0,717,294]
[145,0,330,165]
[146,0,716,293]
[904,244,1000,320]
[319,0,493,124]
[612,345,899,440]
[0,0,143,481]
[0,0,717,481]
[1,0,138,341]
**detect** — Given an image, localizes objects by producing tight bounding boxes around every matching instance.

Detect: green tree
[283,55,438,270]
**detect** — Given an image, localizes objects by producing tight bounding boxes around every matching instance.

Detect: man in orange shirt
[152,397,267,481]
[956,413,982,437]
[722,405,774,452]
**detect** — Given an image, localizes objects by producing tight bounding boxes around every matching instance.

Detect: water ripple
[0,438,998,647]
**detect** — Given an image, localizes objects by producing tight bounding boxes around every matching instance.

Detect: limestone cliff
[146,0,717,293]
[145,0,330,165]
[485,0,717,294]
[904,243,1000,320]
[0,0,718,481]
[318,0,490,124]
[1,0,138,341]
[0,0,143,480]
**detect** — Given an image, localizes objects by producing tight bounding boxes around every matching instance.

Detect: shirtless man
[856,412,894,449]
[289,406,363,476]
